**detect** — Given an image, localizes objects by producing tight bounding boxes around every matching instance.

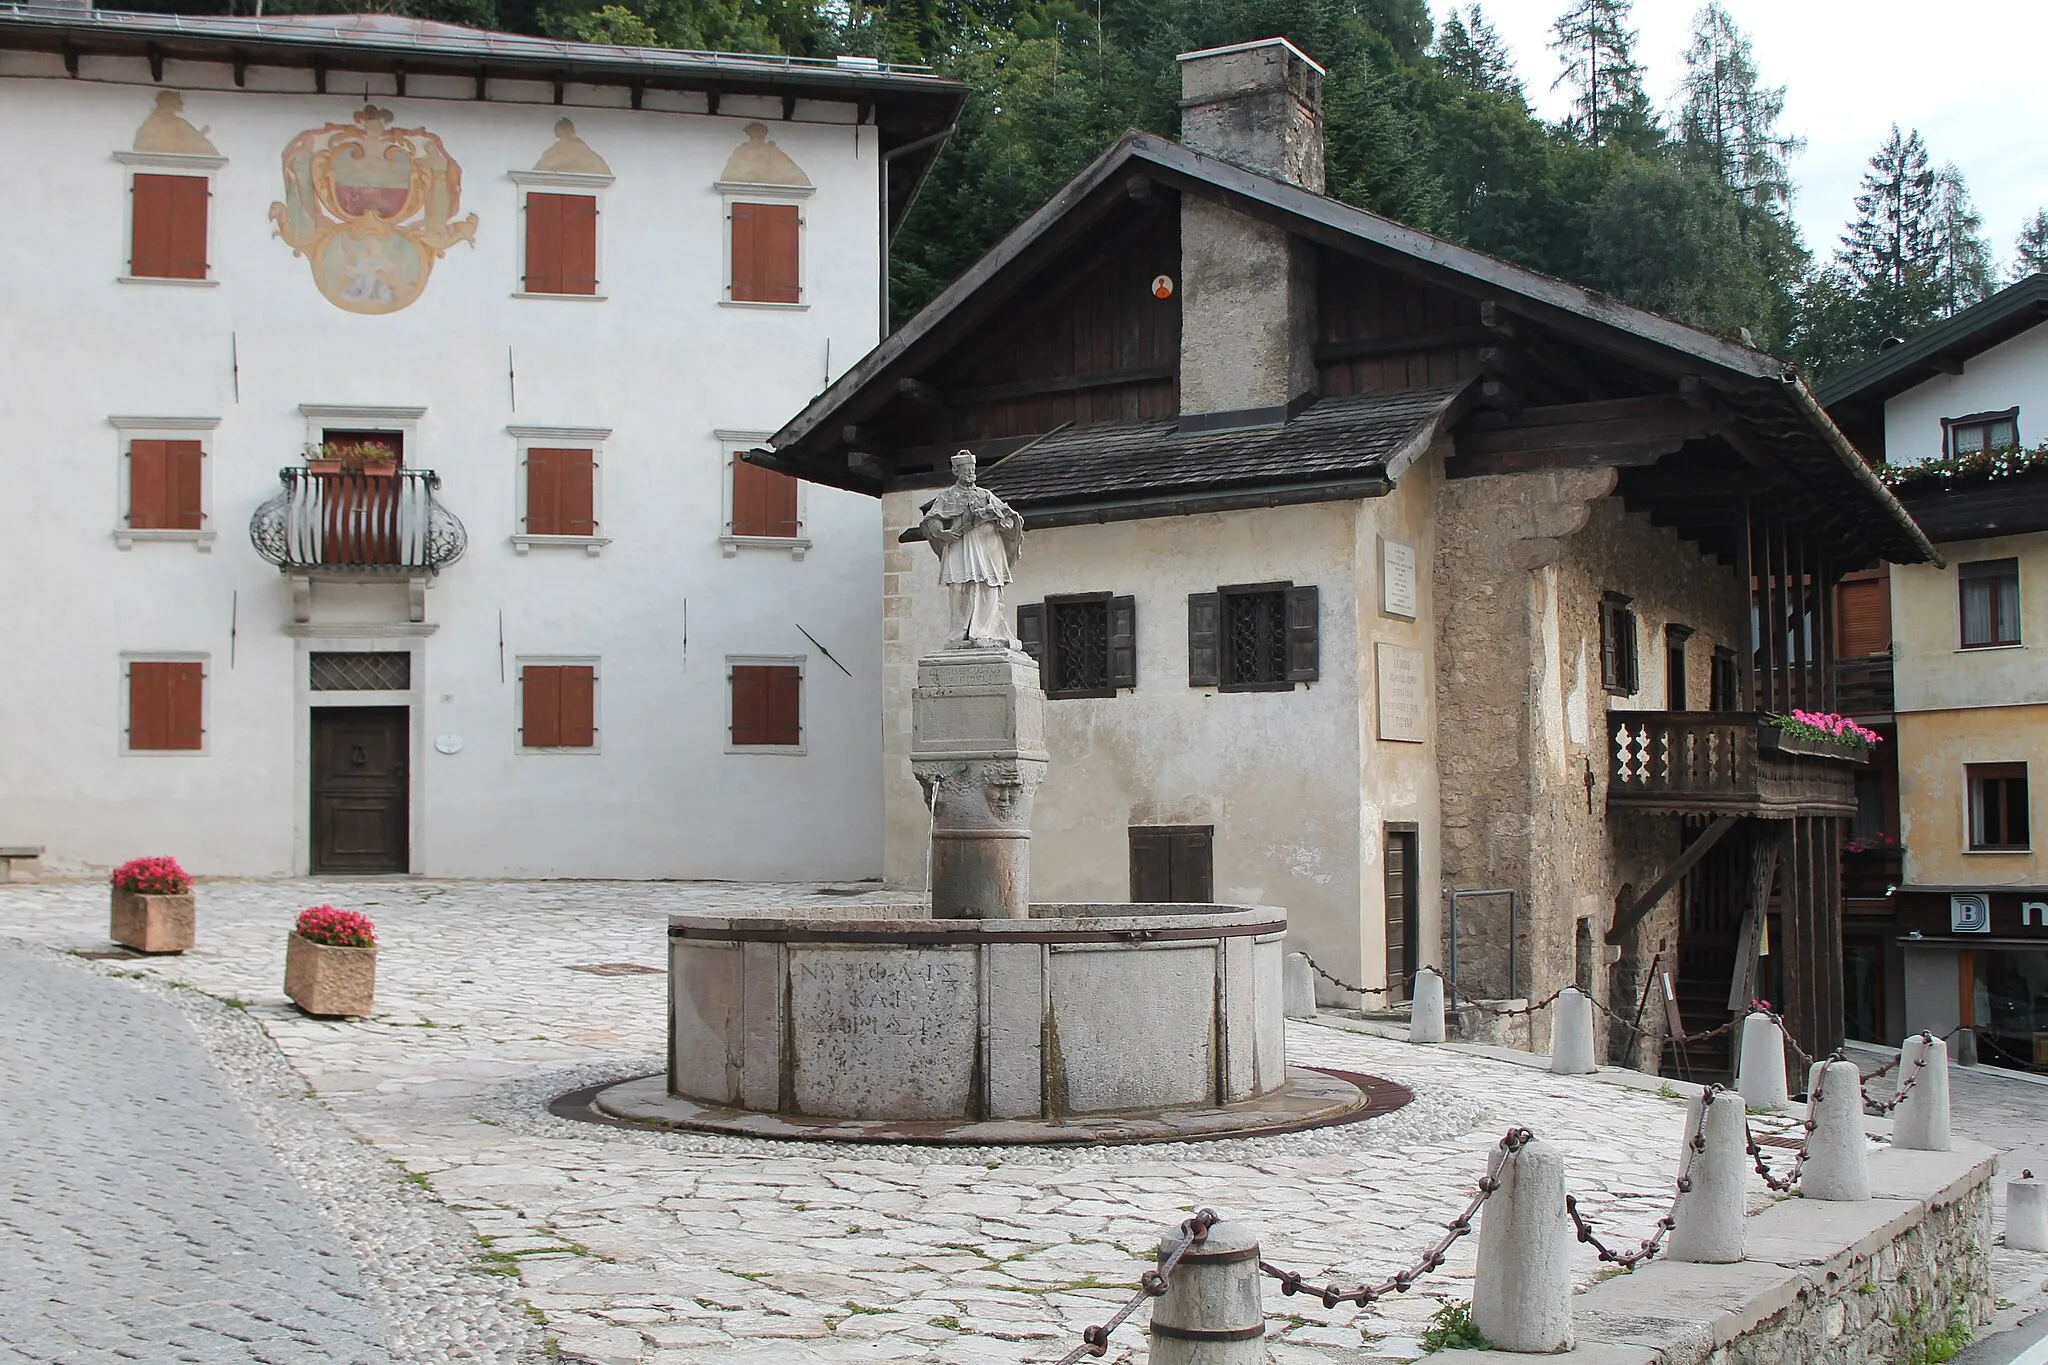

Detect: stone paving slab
[0,945,390,1365]
[0,880,1940,1363]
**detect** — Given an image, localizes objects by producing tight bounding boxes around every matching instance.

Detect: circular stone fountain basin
[593,902,1391,1142]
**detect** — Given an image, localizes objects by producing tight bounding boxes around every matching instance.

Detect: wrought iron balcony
[251,467,466,575]
[1609,712,1860,819]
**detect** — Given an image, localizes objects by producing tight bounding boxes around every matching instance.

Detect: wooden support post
[1736,497,1757,712]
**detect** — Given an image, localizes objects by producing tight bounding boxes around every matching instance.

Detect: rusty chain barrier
[1256,1127,1532,1307]
[1564,1085,1718,1269]
[1050,1208,1219,1364]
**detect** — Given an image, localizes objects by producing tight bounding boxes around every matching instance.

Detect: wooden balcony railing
[250,468,466,574]
[1834,653,1895,719]
[1609,712,1859,818]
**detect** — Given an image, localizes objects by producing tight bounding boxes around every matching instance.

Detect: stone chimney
[1174,38,1326,431]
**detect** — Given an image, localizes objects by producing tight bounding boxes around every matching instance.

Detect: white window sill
[1956,643,2026,653]
[726,743,808,756]
[115,528,216,551]
[516,745,602,756]
[117,275,219,288]
[513,534,610,557]
[512,291,608,302]
[721,534,811,561]
[1963,848,2032,855]
[719,299,810,311]
[121,747,209,757]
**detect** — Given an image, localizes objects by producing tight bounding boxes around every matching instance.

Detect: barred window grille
[1224,590,1288,686]
[1048,598,1111,695]
[310,651,411,692]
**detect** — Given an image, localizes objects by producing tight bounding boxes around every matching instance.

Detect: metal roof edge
[1817,274,2048,411]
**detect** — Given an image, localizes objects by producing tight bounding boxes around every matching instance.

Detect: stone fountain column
[910,647,1047,919]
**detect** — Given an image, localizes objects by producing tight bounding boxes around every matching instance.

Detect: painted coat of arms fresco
[269,105,478,314]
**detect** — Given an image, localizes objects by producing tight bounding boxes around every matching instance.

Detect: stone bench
[0,846,42,883]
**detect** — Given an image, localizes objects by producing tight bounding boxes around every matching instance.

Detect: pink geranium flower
[110,856,191,895]
[295,905,377,949]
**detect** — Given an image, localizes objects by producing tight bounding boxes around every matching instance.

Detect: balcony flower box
[108,856,193,953]
[284,905,378,1018]
[1757,726,1871,765]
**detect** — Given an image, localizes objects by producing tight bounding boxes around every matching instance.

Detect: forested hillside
[141,0,2048,382]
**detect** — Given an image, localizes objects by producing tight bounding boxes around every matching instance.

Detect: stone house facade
[763,38,1934,1059]
[0,5,961,879]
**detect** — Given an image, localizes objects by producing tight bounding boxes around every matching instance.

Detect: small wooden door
[1129,826,1213,903]
[1384,829,1418,1001]
[311,707,408,874]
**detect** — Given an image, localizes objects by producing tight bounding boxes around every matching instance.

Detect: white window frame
[110,415,219,550]
[119,650,210,757]
[510,170,613,301]
[716,428,810,560]
[717,182,813,311]
[115,150,226,287]
[510,425,612,555]
[300,404,426,463]
[514,655,603,755]
[725,653,807,756]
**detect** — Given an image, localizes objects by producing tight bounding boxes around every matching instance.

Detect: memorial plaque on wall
[1381,538,1417,619]
[1376,642,1426,742]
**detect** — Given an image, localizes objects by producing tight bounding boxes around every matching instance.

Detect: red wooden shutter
[167,176,208,280]
[129,439,170,529]
[730,203,800,304]
[168,440,204,530]
[560,195,598,295]
[559,666,596,747]
[1837,576,1891,657]
[525,193,563,294]
[765,666,800,745]
[731,460,797,537]
[129,661,201,750]
[130,175,173,278]
[730,666,767,745]
[522,666,562,747]
[559,449,596,535]
[526,447,561,535]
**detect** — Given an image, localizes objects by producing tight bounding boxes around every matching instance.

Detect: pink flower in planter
[1769,710,1882,749]
[110,856,191,895]
[295,905,377,948]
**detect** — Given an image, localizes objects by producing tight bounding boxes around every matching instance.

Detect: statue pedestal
[910,648,1048,919]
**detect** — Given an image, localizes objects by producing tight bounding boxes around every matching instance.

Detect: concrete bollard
[1735,1012,1791,1112]
[1283,953,1319,1020]
[1472,1137,1574,1353]
[1664,1089,1748,1263]
[1148,1218,1265,1365]
[1953,1026,1979,1067]
[1799,1059,1871,1201]
[1411,967,1447,1044]
[1890,1033,1951,1152]
[2009,1172,2048,1253]
[1550,987,1597,1074]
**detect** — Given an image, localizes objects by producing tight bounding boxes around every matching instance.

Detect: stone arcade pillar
[909,648,1048,919]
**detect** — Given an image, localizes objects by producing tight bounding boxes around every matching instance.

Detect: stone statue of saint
[920,450,1024,649]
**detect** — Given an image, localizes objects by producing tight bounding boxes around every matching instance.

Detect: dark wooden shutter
[167,176,208,280]
[1188,592,1221,686]
[1837,576,1891,657]
[732,460,798,537]
[1171,828,1213,902]
[166,663,203,749]
[766,666,801,745]
[1016,602,1045,667]
[130,174,173,278]
[522,666,562,747]
[1129,828,1171,902]
[1109,595,1137,689]
[1285,585,1320,682]
[1621,607,1640,693]
[524,192,563,294]
[559,665,596,747]
[732,202,800,303]
[129,439,169,529]
[559,448,596,535]
[129,661,201,750]
[168,440,203,530]
[526,447,560,534]
[559,195,598,295]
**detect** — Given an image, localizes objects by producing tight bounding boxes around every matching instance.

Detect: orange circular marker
[1152,274,1174,299]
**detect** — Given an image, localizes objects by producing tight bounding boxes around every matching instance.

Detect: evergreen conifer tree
[1437,5,1521,101]
[1548,0,1659,154]
[1930,164,1995,314]
[2014,210,2048,282]
[1833,125,1942,350]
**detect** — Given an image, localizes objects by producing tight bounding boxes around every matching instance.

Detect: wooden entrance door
[311,707,408,874]
[1385,829,1418,1001]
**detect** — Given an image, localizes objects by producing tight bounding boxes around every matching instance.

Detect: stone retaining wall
[1450,1141,1996,1365]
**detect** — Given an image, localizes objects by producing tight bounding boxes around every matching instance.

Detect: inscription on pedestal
[789,948,978,1119]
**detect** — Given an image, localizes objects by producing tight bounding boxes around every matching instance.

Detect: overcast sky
[1468,0,2048,272]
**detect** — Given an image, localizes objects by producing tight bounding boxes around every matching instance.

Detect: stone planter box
[109,889,194,953]
[1759,726,1872,765]
[284,933,376,1017]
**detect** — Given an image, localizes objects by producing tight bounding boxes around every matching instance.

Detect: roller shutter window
[1836,575,1891,658]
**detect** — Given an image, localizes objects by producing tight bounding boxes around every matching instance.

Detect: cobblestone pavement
[0,945,389,1365]
[3,878,2039,1364]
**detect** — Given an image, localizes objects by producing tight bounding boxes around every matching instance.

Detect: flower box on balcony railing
[1757,726,1872,766]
